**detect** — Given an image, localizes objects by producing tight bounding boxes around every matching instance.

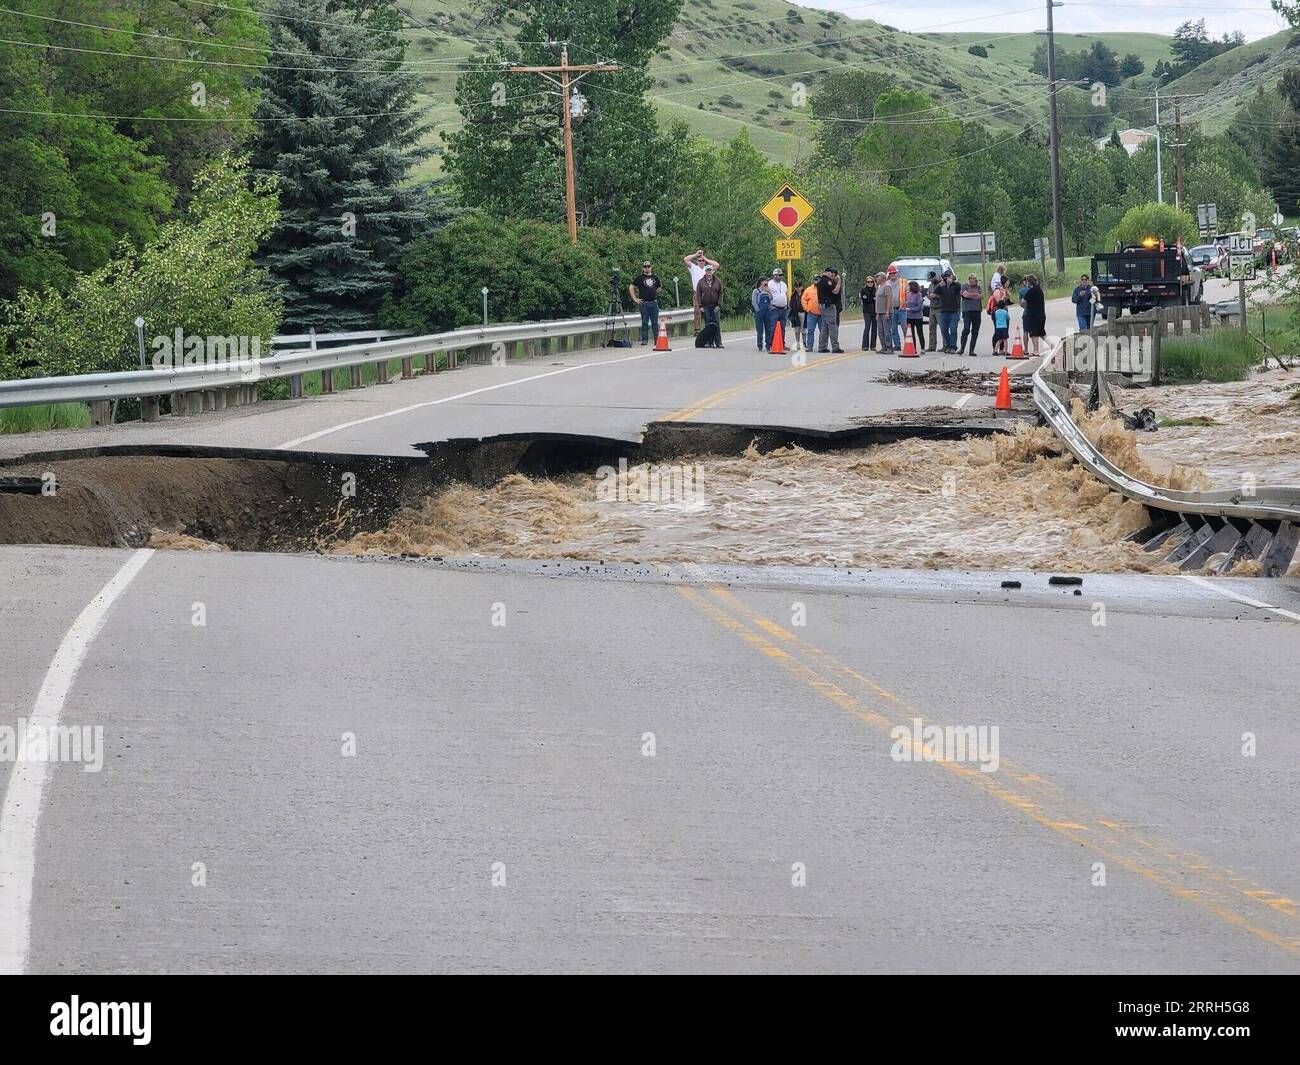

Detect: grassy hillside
[930,31,1174,73]
[398,2,1300,175]
[400,0,1051,175]
[1164,30,1300,133]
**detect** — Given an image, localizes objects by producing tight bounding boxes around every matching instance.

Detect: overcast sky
[805,0,1291,42]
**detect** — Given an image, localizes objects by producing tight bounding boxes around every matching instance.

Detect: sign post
[1228,233,1255,335]
[761,183,814,295]
[940,231,996,291]
[1033,236,1050,281]
[1197,203,1218,242]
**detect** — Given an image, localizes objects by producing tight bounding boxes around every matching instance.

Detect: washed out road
[1,272,1294,974]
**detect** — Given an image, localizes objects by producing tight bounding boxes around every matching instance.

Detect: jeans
[862,314,878,350]
[960,309,981,353]
[754,311,766,348]
[767,304,787,347]
[891,308,905,350]
[804,312,820,349]
[927,312,938,350]
[818,305,840,350]
[939,311,959,350]
[877,313,893,350]
[638,300,660,343]
[1076,308,1093,331]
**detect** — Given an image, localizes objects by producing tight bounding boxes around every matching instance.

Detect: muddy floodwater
[336,401,1259,574]
[1123,369,1300,486]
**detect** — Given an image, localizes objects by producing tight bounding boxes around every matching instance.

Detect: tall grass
[0,402,91,434]
[1160,329,1263,383]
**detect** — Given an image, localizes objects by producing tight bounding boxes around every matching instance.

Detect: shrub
[383,215,677,334]
[0,154,280,380]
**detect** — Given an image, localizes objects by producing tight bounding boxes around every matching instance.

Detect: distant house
[1096,129,1156,156]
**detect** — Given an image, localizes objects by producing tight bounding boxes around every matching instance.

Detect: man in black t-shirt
[814,267,844,353]
[628,261,663,345]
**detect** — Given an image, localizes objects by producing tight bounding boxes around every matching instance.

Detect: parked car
[1188,243,1227,276]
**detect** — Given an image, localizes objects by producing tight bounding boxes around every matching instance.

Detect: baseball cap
[771,268,782,276]
[641,260,652,267]
[887,265,897,274]
[826,266,839,274]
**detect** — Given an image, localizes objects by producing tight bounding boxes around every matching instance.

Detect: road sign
[1032,236,1050,260]
[1197,203,1217,239]
[1229,254,1256,282]
[775,238,802,261]
[1227,233,1254,254]
[939,231,996,257]
[761,183,814,237]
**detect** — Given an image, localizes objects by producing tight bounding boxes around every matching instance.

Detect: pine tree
[1264,118,1300,219]
[251,0,432,331]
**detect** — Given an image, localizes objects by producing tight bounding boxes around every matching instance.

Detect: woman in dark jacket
[1021,275,1047,357]
[859,275,878,352]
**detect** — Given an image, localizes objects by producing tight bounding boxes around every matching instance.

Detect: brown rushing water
[1123,370,1300,486]
[333,404,1259,574]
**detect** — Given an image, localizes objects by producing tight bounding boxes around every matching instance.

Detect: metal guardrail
[0,309,694,413]
[1032,340,1300,576]
[269,328,414,349]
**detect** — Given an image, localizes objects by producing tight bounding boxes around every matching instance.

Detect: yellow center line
[660,350,864,423]
[674,582,1300,958]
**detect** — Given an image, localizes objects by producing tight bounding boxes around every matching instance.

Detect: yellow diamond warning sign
[760,183,814,237]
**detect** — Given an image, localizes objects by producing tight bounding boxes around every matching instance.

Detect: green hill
[1162,30,1300,133]
[399,1,1280,176]
[929,30,1174,73]
[400,0,1052,175]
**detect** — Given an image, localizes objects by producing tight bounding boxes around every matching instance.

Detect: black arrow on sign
[780,186,796,201]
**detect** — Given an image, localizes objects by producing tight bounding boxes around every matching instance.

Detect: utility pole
[1154,88,1163,203]
[1045,0,1066,273]
[507,46,620,244]
[1169,93,1206,212]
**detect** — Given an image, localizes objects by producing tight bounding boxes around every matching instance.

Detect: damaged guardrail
[1032,340,1300,576]
[0,309,694,423]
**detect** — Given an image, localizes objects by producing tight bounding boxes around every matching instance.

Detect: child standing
[993,301,1010,356]
[904,280,925,352]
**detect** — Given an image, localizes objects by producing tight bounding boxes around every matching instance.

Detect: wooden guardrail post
[375,359,390,384]
[401,357,413,379]
[140,396,160,422]
[349,365,363,389]
[89,400,111,426]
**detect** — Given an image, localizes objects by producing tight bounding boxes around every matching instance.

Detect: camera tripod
[603,276,632,347]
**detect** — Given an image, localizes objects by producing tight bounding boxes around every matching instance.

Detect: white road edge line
[1180,573,1300,623]
[0,548,154,974]
[276,346,677,450]
[952,393,974,409]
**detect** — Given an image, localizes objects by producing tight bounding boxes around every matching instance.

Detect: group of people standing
[633,251,1091,359]
[857,265,1052,358]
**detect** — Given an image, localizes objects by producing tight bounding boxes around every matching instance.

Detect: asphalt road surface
[0,280,1241,462]
[1,547,1298,974]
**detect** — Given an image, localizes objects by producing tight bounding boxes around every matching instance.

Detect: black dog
[694,322,721,348]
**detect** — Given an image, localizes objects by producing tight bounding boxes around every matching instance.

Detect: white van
[887,257,956,313]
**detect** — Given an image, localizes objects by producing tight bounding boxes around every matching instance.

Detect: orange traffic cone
[1008,328,1025,359]
[769,319,786,355]
[654,324,670,351]
[994,367,1012,411]
[900,330,918,357]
